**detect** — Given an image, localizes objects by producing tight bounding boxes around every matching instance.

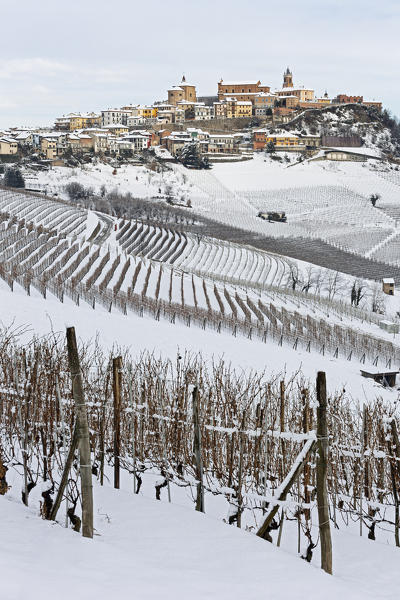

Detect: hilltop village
[0,69,387,165]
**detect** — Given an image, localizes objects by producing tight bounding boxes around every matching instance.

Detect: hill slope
[2,480,399,600]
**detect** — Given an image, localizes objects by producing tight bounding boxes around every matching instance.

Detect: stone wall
[151,116,272,134]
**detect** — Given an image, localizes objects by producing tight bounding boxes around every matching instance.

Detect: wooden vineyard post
[113,356,123,490]
[277,380,286,547]
[316,371,332,575]
[192,386,204,513]
[66,327,93,539]
[157,378,171,503]
[389,419,400,546]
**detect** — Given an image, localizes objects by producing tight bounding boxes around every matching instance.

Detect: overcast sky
[0,0,398,128]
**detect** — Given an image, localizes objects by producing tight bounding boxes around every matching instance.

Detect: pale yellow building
[40,137,58,160]
[276,68,314,103]
[0,137,18,155]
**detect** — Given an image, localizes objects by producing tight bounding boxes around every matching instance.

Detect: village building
[318,147,380,162]
[334,94,363,104]
[275,68,314,103]
[0,137,18,155]
[155,104,176,124]
[14,131,34,146]
[55,112,101,131]
[217,80,271,104]
[168,75,197,106]
[54,115,72,131]
[253,129,312,151]
[132,106,158,119]
[127,115,146,127]
[254,93,277,115]
[102,124,129,137]
[193,103,213,120]
[208,134,236,154]
[40,136,58,160]
[101,109,132,127]
[120,132,149,151]
[213,98,252,119]
[382,278,395,295]
[363,100,382,111]
[90,133,109,154]
[164,133,192,156]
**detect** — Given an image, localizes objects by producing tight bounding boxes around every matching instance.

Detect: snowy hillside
[25,153,400,271]
[284,104,400,156]
[3,476,399,600]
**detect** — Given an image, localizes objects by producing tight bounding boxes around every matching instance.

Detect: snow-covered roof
[382,278,395,284]
[220,81,261,85]
[267,132,299,138]
[103,124,129,129]
[220,92,260,96]
[275,87,314,93]
[324,147,381,158]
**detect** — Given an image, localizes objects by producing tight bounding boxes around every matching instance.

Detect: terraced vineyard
[177,164,400,273]
[1,187,399,367]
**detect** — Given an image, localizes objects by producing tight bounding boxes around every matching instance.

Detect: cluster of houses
[0,69,383,163]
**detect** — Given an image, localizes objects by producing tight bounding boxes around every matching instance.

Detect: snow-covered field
[0,276,397,404]
[26,155,400,266]
[3,157,400,599]
[4,471,399,600]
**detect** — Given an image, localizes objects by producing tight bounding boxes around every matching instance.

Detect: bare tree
[313,268,326,296]
[302,265,316,294]
[324,271,345,301]
[286,262,301,291]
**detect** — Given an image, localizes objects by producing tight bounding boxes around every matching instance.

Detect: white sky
[0,0,398,128]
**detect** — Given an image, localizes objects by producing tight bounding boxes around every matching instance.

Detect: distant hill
[283,104,400,158]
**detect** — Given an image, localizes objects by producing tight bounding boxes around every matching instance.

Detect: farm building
[360,368,399,387]
[382,278,395,295]
[379,320,399,334]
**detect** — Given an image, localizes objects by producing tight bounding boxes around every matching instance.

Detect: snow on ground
[25,155,400,265]
[4,478,398,600]
[24,160,193,203]
[1,278,397,404]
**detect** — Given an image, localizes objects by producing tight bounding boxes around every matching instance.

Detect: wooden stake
[66,327,93,539]
[192,386,204,512]
[113,356,123,490]
[158,378,171,503]
[316,371,332,575]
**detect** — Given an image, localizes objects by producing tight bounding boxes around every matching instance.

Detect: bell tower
[283,67,293,88]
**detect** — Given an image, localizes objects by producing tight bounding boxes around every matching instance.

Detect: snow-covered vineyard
[173,157,400,268]
[1,328,400,600]
[1,187,400,368]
